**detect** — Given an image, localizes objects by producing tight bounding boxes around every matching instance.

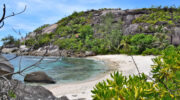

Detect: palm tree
[154,33,170,49]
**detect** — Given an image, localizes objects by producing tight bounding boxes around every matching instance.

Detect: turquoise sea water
[3,54,107,84]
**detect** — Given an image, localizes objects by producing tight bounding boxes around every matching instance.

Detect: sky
[0,0,180,45]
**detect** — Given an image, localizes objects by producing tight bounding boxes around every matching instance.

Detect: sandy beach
[45,54,156,100]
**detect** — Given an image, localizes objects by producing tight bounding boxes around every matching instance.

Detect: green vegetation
[3,7,180,99]
[1,6,180,100]
[133,6,180,25]
[23,6,180,56]
[57,11,86,26]
[1,35,20,47]
[25,33,53,49]
[8,90,16,98]
[92,46,180,100]
[117,33,169,55]
[54,12,124,54]
[25,11,172,55]
[133,11,174,25]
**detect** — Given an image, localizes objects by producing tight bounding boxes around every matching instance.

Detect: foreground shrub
[152,46,180,99]
[91,47,180,100]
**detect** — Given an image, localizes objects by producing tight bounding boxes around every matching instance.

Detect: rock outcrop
[91,9,180,45]
[2,47,18,54]
[4,8,180,56]
[0,55,14,79]
[41,24,58,34]
[24,71,56,84]
[35,9,180,45]
[0,78,68,100]
[20,45,29,52]
[85,51,96,56]
[172,27,180,46]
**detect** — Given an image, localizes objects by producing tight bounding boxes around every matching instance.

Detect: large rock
[124,15,135,25]
[0,55,14,79]
[85,51,96,56]
[74,51,86,57]
[24,71,56,84]
[0,79,68,100]
[2,47,18,53]
[42,24,58,34]
[59,96,69,100]
[27,32,36,38]
[123,24,139,35]
[4,44,16,48]
[20,45,29,52]
[60,50,73,57]
[126,9,149,15]
[172,27,180,46]
[44,45,60,56]
[30,45,60,56]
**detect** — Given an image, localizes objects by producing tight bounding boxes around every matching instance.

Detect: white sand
[45,55,156,100]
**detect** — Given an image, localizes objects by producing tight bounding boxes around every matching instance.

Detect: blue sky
[0,0,180,45]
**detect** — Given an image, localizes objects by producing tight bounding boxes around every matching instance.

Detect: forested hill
[4,7,180,56]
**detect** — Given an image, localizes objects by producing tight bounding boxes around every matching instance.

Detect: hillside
[5,7,180,56]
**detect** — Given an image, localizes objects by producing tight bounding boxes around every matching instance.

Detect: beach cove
[45,54,156,100]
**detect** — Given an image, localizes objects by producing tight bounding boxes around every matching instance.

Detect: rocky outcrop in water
[24,71,56,84]
[0,55,14,79]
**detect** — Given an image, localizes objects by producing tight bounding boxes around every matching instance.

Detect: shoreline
[44,55,118,99]
[44,54,156,100]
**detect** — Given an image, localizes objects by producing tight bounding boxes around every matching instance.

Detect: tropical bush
[142,48,160,55]
[1,35,15,45]
[151,46,180,98]
[133,6,180,26]
[25,34,52,49]
[130,34,157,54]
[91,46,180,100]
[1,35,20,47]
[54,37,81,50]
[25,38,36,47]
[118,33,169,55]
